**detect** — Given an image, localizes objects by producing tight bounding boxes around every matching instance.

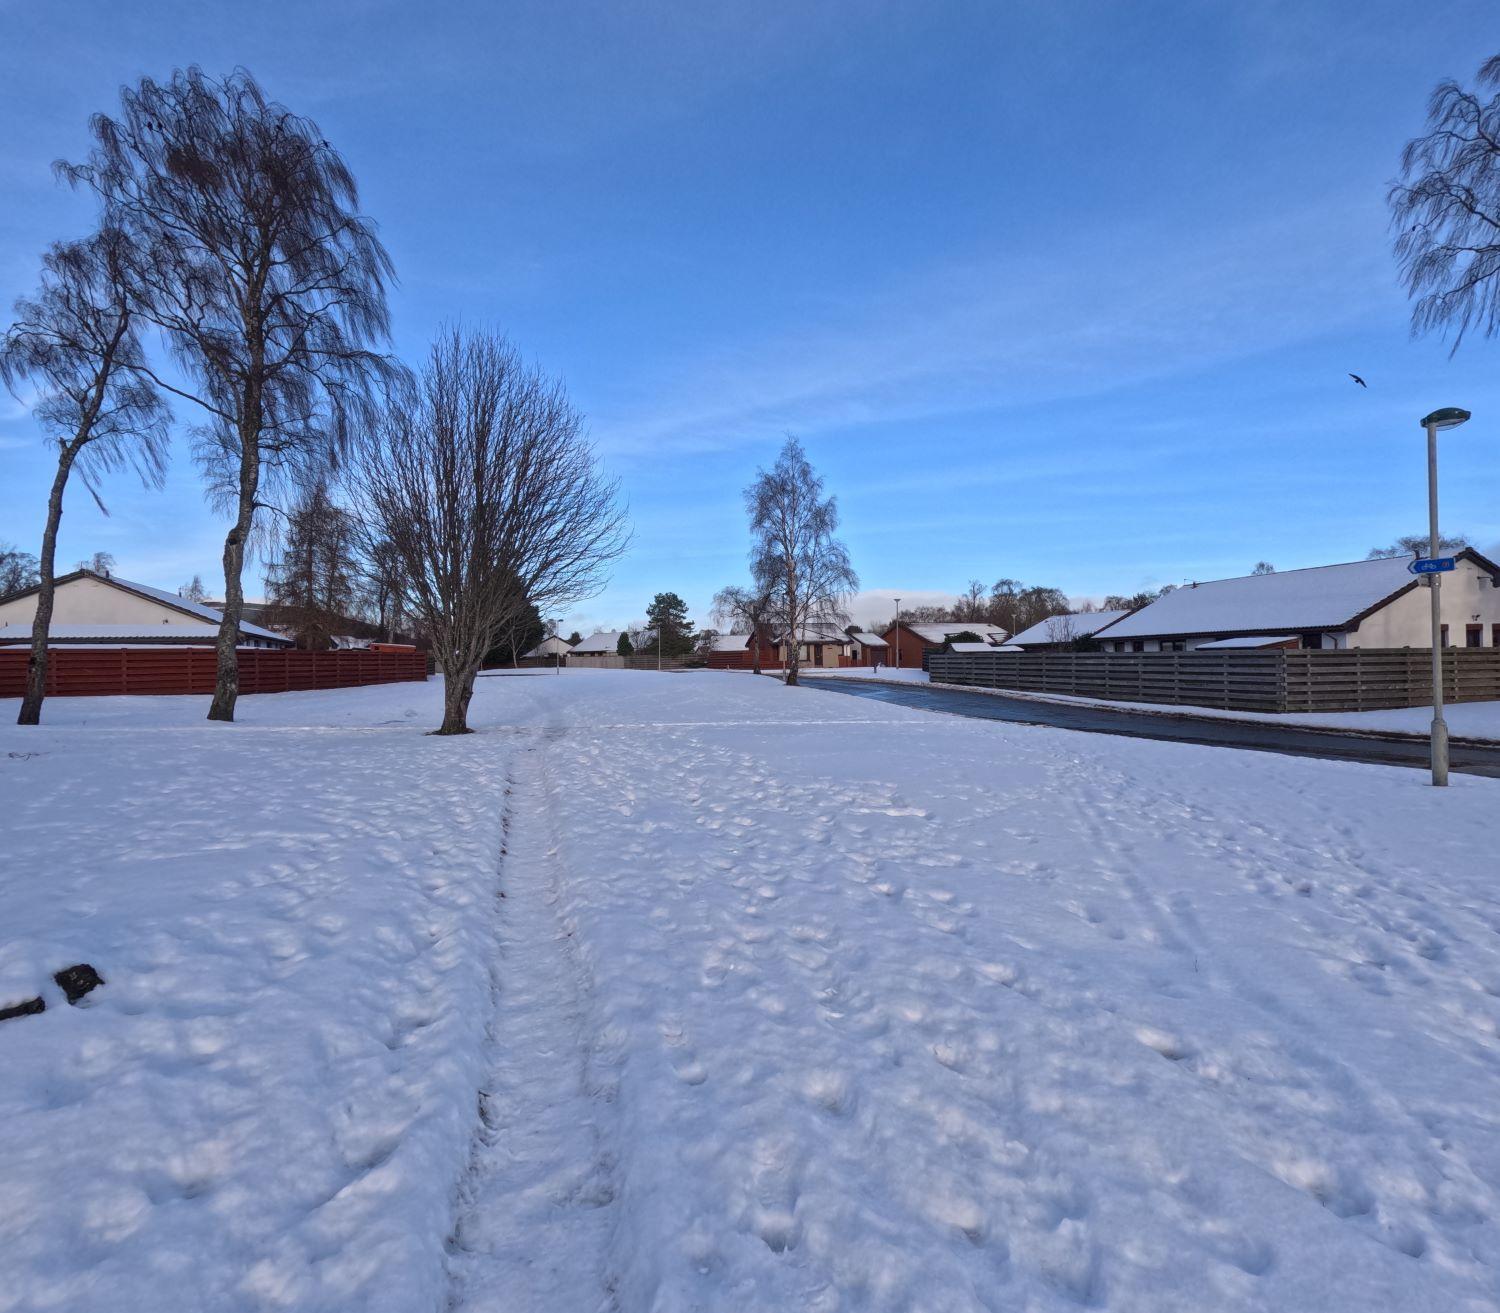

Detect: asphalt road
[802,677,1500,779]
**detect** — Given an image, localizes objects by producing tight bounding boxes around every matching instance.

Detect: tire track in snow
[445,733,620,1313]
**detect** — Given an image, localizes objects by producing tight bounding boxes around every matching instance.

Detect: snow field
[0,694,509,1312]
[3,669,1500,1312]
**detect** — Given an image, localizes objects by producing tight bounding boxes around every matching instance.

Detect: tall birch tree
[59,66,393,721]
[0,229,168,725]
[745,436,858,687]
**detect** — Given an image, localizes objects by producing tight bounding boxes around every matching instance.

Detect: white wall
[1351,558,1500,647]
[0,575,193,628]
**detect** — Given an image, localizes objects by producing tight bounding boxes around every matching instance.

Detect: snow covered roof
[905,623,1010,644]
[1008,609,1131,647]
[1,623,237,642]
[1096,556,1491,640]
[711,632,753,652]
[522,636,573,658]
[847,631,888,647]
[4,569,290,644]
[108,574,286,641]
[947,641,997,654]
[1194,635,1299,649]
[571,630,624,654]
[780,625,852,644]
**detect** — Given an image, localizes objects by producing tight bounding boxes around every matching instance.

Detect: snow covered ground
[4,670,1500,1312]
[784,665,934,683]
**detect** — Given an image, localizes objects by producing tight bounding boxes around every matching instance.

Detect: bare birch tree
[745,436,858,687]
[345,328,626,734]
[0,229,169,725]
[712,583,775,675]
[1391,55,1500,349]
[59,67,393,721]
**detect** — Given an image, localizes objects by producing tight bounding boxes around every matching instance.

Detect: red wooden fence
[0,647,429,698]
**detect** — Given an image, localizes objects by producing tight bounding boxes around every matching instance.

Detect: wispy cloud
[591,196,1395,461]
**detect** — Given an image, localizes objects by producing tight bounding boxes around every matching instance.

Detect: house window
[1161,640,1185,652]
[1466,624,1483,648]
[1440,624,1450,647]
[1131,640,1145,652]
[1493,624,1500,648]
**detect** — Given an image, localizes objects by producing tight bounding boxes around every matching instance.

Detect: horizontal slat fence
[925,648,1500,713]
[0,646,428,699]
[566,654,705,670]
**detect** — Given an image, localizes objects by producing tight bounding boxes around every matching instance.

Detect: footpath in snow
[3,670,1500,1312]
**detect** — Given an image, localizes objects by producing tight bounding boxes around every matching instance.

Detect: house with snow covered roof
[522,635,574,661]
[1093,552,1500,652]
[844,627,888,667]
[1008,609,1132,650]
[0,568,291,648]
[883,621,1010,668]
[775,622,856,669]
[570,630,626,655]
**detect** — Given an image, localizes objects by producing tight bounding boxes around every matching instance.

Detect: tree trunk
[17,448,78,725]
[437,660,476,735]
[208,411,261,722]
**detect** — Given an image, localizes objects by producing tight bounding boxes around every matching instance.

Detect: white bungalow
[1093,552,1500,652]
[0,568,291,648]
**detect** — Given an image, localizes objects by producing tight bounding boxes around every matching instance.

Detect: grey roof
[0,623,273,644]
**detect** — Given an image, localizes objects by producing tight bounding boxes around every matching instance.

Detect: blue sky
[2,0,1498,634]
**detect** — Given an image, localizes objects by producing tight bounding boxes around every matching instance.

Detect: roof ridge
[1175,556,1411,588]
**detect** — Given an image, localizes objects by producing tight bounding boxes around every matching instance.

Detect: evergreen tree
[263,481,363,649]
[616,631,634,657]
[644,591,695,657]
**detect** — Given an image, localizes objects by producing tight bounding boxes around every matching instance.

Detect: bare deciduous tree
[345,328,626,734]
[60,66,394,721]
[1391,55,1500,349]
[0,229,168,725]
[745,436,858,688]
[359,537,409,642]
[712,583,775,675]
[951,579,989,623]
[0,544,41,596]
[1369,532,1471,559]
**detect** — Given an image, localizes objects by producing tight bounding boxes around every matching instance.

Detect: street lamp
[893,596,902,670]
[1420,406,1471,787]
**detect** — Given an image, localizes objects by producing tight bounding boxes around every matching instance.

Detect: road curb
[800,675,1499,748]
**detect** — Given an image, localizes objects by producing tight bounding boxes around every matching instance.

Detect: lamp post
[1420,406,1470,787]
[894,596,902,670]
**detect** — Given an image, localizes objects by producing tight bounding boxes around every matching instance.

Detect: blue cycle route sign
[1409,556,1456,575]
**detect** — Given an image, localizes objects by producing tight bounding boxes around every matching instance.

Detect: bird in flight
[1349,373,1367,388]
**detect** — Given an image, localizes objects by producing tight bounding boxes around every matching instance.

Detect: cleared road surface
[803,676,1500,778]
